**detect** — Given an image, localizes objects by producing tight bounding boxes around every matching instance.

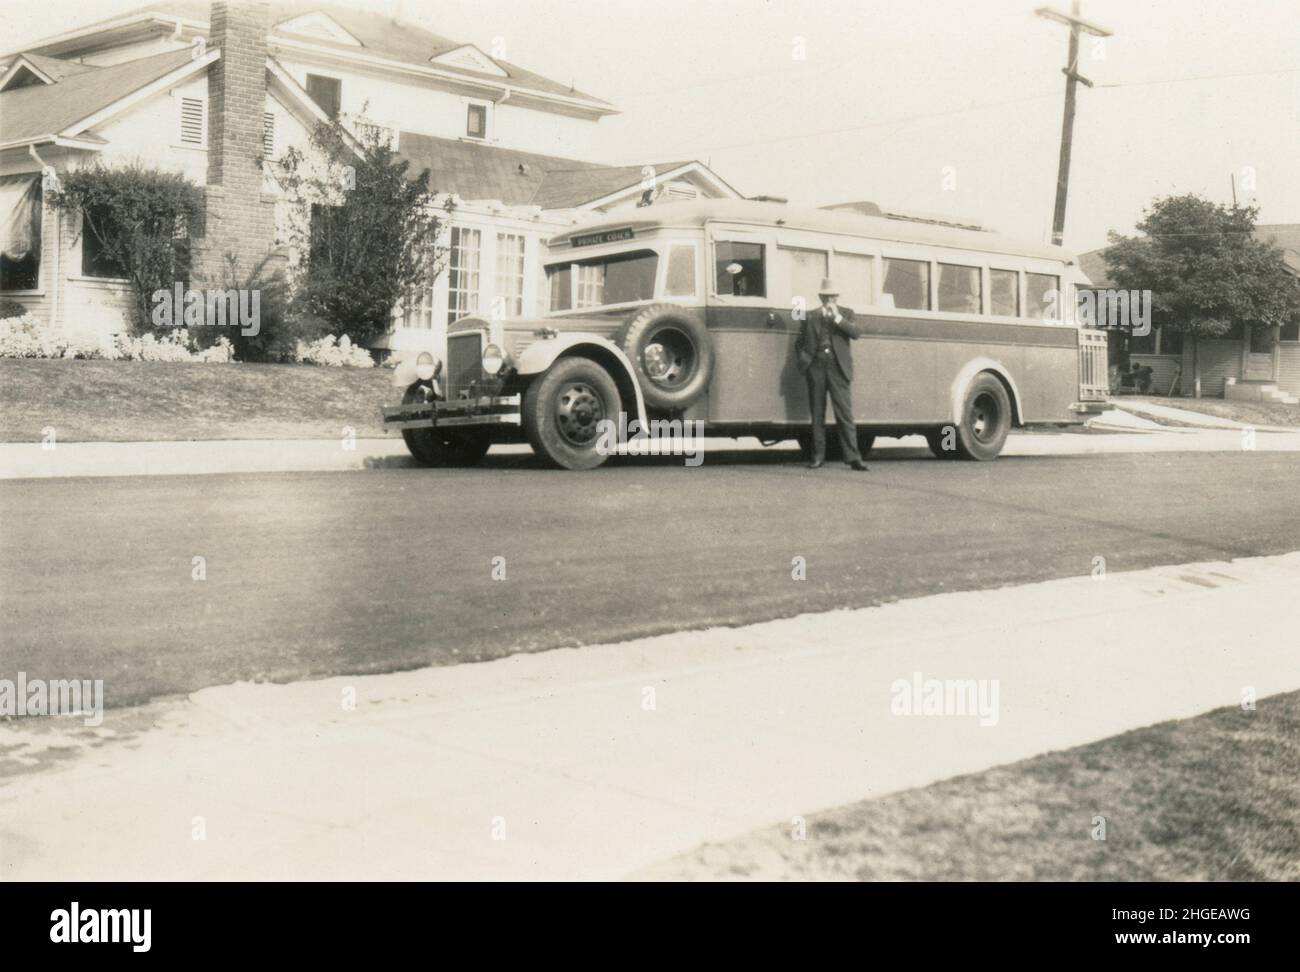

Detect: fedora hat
[817,278,839,296]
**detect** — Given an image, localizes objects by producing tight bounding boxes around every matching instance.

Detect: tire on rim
[926,426,959,460]
[953,373,1012,461]
[399,384,492,467]
[523,356,621,470]
[615,304,713,412]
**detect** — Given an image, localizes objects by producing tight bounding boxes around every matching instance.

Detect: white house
[0,0,741,355]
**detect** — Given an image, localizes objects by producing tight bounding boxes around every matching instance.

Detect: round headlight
[481,343,508,376]
[415,352,437,382]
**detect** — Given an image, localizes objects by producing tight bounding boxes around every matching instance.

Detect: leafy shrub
[199,253,327,363]
[0,313,232,362]
[0,298,27,321]
[47,164,203,335]
[294,334,375,368]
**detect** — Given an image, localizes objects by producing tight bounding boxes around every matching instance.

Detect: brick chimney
[201,0,276,283]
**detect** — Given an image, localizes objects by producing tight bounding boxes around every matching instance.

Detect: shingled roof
[0,47,196,146]
[8,1,613,111]
[397,131,693,210]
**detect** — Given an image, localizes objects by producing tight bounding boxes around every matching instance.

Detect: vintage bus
[383,199,1108,469]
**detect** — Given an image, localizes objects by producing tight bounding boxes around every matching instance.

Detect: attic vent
[179,97,205,146]
[263,113,275,157]
[663,181,699,201]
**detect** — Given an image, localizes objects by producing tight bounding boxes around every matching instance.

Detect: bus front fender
[949,358,1024,427]
[515,334,648,425]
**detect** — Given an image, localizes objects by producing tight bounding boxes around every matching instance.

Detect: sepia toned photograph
[0,0,1296,938]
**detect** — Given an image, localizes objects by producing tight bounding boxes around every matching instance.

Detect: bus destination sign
[571,228,634,248]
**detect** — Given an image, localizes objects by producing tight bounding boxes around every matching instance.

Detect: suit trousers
[806,357,860,463]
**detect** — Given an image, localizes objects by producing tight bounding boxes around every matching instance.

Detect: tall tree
[277,116,451,346]
[1104,195,1299,396]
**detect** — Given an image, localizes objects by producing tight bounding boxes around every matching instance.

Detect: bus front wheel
[954,373,1012,461]
[523,356,621,470]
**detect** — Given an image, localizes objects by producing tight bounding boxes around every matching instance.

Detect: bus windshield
[547,249,658,311]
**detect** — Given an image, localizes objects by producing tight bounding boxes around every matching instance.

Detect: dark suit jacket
[796,305,864,380]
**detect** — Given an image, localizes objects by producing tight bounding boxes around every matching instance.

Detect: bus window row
[713,242,1064,322]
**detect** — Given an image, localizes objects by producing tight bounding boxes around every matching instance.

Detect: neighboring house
[1078,227,1300,399]
[0,0,741,354]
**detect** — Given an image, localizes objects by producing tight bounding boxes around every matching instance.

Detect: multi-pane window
[495,233,526,318]
[714,241,765,297]
[937,263,982,314]
[447,226,481,322]
[402,289,434,330]
[834,252,873,309]
[990,269,1019,317]
[781,247,827,308]
[575,263,604,308]
[882,258,930,310]
[1025,272,1061,321]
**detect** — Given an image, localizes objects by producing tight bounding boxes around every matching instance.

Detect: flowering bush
[294,334,375,368]
[0,313,233,362]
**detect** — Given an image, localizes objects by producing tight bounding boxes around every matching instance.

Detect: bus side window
[1026,272,1061,321]
[715,241,766,298]
[883,258,930,311]
[780,247,828,310]
[990,269,1019,316]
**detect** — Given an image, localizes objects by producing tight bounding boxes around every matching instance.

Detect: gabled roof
[1254,224,1300,275]
[4,1,615,114]
[1077,248,1114,288]
[0,47,204,149]
[0,52,99,90]
[395,132,703,210]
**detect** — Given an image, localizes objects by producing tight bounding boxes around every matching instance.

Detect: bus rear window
[547,250,659,311]
[1026,273,1061,321]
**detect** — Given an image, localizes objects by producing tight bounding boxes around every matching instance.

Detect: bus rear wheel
[954,374,1012,461]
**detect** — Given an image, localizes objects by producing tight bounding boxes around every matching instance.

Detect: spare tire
[615,304,714,412]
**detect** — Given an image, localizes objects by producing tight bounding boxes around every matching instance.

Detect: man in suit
[796,278,868,471]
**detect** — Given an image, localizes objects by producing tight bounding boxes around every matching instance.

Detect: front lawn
[0,359,396,442]
[641,692,1300,881]
[1124,394,1300,429]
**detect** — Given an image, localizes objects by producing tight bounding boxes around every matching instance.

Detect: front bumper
[381,395,522,431]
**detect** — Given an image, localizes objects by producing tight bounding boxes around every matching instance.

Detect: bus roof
[548,199,1077,265]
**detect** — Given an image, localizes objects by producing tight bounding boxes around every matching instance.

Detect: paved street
[3,449,1300,710]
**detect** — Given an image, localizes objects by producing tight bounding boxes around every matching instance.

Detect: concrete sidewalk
[5,426,1300,479]
[2,551,1298,881]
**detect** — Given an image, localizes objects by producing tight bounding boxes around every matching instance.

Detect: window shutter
[263,113,275,157]
[179,97,205,145]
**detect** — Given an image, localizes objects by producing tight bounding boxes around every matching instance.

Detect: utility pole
[1035,3,1112,246]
